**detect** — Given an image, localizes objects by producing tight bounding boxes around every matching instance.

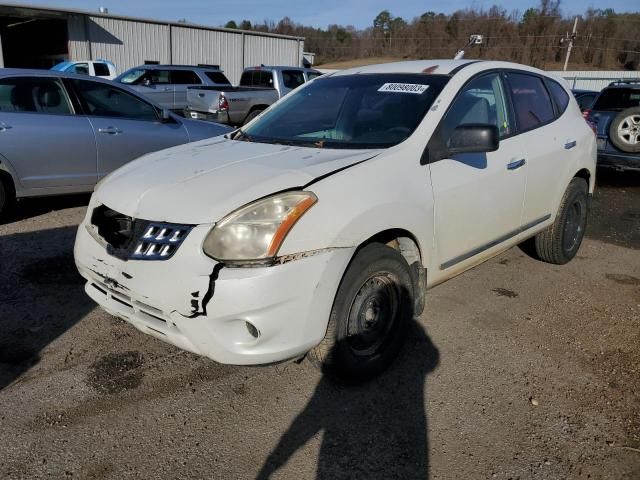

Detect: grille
[131,223,192,260]
[91,205,192,261]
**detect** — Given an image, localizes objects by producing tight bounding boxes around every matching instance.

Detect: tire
[533,178,588,265]
[309,243,414,382]
[242,109,263,126]
[608,107,640,153]
[0,176,15,219]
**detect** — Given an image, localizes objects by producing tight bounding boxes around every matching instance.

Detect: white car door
[505,73,584,226]
[428,72,527,274]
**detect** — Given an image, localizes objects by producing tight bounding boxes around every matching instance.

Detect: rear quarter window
[204,71,231,85]
[545,79,570,116]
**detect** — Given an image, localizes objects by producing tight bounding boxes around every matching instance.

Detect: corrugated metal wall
[170,27,244,84]
[66,15,303,82]
[551,70,640,91]
[86,17,171,69]
[243,34,301,70]
[67,15,90,60]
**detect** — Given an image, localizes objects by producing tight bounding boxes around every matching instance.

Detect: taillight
[218,94,229,111]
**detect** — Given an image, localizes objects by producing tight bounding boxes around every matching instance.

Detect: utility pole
[562,17,578,71]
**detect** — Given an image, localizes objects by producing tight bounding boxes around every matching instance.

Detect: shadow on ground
[258,321,440,480]
[588,168,640,250]
[0,194,91,226]
[0,225,94,390]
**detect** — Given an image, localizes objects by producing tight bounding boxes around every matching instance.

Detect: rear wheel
[533,178,588,265]
[242,109,264,126]
[309,243,414,382]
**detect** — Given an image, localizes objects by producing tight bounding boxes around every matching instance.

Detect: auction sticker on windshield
[378,83,429,94]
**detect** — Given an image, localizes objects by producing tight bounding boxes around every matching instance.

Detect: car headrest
[37,86,61,108]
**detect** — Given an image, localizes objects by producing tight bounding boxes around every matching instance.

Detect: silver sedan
[0,69,232,215]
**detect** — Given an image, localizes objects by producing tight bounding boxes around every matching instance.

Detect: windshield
[117,68,146,85]
[242,73,449,149]
[593,88,640,111]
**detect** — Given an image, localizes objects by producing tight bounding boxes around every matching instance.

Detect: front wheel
[533,177,588,265]
[0,177,15,218]
[309,243,414,382]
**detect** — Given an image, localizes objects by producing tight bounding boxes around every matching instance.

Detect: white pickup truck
[186,66,321,125]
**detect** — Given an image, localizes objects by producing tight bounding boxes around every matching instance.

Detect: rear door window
[0,77,73,115]
[282,70,305,89]
[71,79,158,122]
[170,70,202,85]
[93,62,111,77]
[592,88,640,111]
[507,73,555,131]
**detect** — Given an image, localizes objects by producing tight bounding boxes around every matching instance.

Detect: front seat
[35,84,66,114]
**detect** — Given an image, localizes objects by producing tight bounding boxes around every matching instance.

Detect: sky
[6,0,638,29]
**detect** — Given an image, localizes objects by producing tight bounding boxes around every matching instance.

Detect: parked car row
[50,61,322,124]
[0,69,231,215]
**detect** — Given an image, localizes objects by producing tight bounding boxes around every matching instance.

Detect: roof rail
[608,79,640,86]
[197,64,221,69]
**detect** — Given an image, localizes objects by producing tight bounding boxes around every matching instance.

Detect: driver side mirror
[160,108,172,123]
[142,78,152,87]
[447,124,499,156]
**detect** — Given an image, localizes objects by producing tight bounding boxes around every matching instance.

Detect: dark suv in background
[584,80,640,171]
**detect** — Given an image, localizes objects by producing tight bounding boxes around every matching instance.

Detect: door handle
[564,140,577,149]
[507,158,526,170]
[164,87,172,91]
[98,127,122,135]
[0,122,12,131]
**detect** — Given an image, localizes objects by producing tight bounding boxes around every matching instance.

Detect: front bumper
[74,223,354,365]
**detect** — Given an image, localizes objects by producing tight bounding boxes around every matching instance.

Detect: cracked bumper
[74,223,355,365]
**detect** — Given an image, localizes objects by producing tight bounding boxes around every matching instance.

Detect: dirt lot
[0,169,638,479]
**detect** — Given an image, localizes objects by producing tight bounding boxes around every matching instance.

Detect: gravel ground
[0,169,638,480]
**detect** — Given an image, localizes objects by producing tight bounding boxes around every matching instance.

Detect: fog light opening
[245,321,260,339]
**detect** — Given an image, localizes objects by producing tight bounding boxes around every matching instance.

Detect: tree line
[224,0,640,70]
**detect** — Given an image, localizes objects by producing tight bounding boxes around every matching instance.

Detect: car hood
[95,137,380,224]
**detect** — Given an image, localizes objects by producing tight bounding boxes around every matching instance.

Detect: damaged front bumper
[74,222,355,365]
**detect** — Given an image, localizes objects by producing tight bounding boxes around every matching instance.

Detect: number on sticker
[378,83,429,94]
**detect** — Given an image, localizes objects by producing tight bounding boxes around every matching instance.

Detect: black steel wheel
[309,243,414,382]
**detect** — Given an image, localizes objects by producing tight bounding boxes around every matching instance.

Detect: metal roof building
[0,3,305,83]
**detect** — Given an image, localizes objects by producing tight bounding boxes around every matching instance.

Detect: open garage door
[0,15,69,69]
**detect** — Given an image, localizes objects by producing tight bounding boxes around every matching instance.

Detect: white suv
[74,60,596,381]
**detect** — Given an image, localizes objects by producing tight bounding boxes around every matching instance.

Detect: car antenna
[454,34,483,60]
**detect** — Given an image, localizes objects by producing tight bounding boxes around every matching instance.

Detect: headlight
[203,191,317,263]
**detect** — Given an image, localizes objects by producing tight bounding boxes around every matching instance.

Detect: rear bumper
[74,223,354,365]
[597,151,640,172]
[184,108,231,125]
